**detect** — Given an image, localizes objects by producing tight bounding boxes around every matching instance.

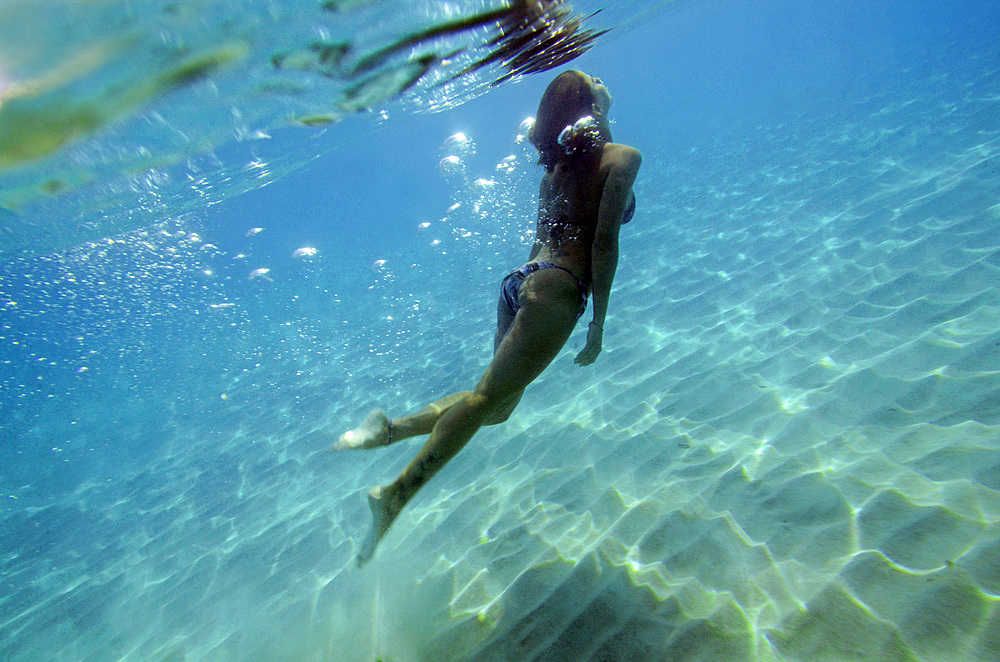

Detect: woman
[335,70,641,566]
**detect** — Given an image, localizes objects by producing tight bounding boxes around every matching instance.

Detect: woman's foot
[332,409,391,451]
[356,486,404,567]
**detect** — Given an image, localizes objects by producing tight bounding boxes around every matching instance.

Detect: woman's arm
[575,144,642,366]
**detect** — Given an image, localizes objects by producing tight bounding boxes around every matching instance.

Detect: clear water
[2,1,999,660]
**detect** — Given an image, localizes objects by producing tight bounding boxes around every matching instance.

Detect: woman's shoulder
[601,142,642,171]
[601,143,642,168]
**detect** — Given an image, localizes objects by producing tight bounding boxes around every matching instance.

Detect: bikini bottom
[494,261,588,350]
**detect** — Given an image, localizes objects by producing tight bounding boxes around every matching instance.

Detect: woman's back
[533,142,638,285]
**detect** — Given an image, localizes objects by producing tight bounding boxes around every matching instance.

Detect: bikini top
[545,191,636,238]
[622,191,636,224]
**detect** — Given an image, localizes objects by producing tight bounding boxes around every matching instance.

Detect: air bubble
[438,155,465,177]
[442,132,476,158]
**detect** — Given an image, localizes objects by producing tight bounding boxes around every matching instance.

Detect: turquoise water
[2,1,999,660]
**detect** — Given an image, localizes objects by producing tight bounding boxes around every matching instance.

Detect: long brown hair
[530,70,598,172]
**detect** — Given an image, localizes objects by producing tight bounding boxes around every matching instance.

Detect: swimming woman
[335,70,641,566]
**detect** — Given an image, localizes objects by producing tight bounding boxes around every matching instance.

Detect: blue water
[2,1,1000,660]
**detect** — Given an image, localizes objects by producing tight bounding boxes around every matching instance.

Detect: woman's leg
[335,281,526,452]
[392,389,523,438]
[333,392,470,451]
[355,268,581,564]
[333,385,524,451]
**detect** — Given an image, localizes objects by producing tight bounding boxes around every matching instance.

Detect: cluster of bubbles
[557,115,602,154]
[364,120,543,360]
[419,123,544,268]
[240,226,319,283]
[365,132,483,296]
[437,132,477,183]
[0,212,337,415]
[0,219,230,417]
[436,122,540,255]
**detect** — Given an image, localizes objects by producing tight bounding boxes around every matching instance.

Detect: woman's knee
[460,389,511,425]
[485,406,513,426]
[484,392,522,425]
[461,392,493,418]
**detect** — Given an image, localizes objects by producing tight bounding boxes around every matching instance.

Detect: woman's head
[531,70,612,170]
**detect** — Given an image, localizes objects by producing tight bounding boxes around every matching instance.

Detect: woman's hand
[574,322,603,366]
